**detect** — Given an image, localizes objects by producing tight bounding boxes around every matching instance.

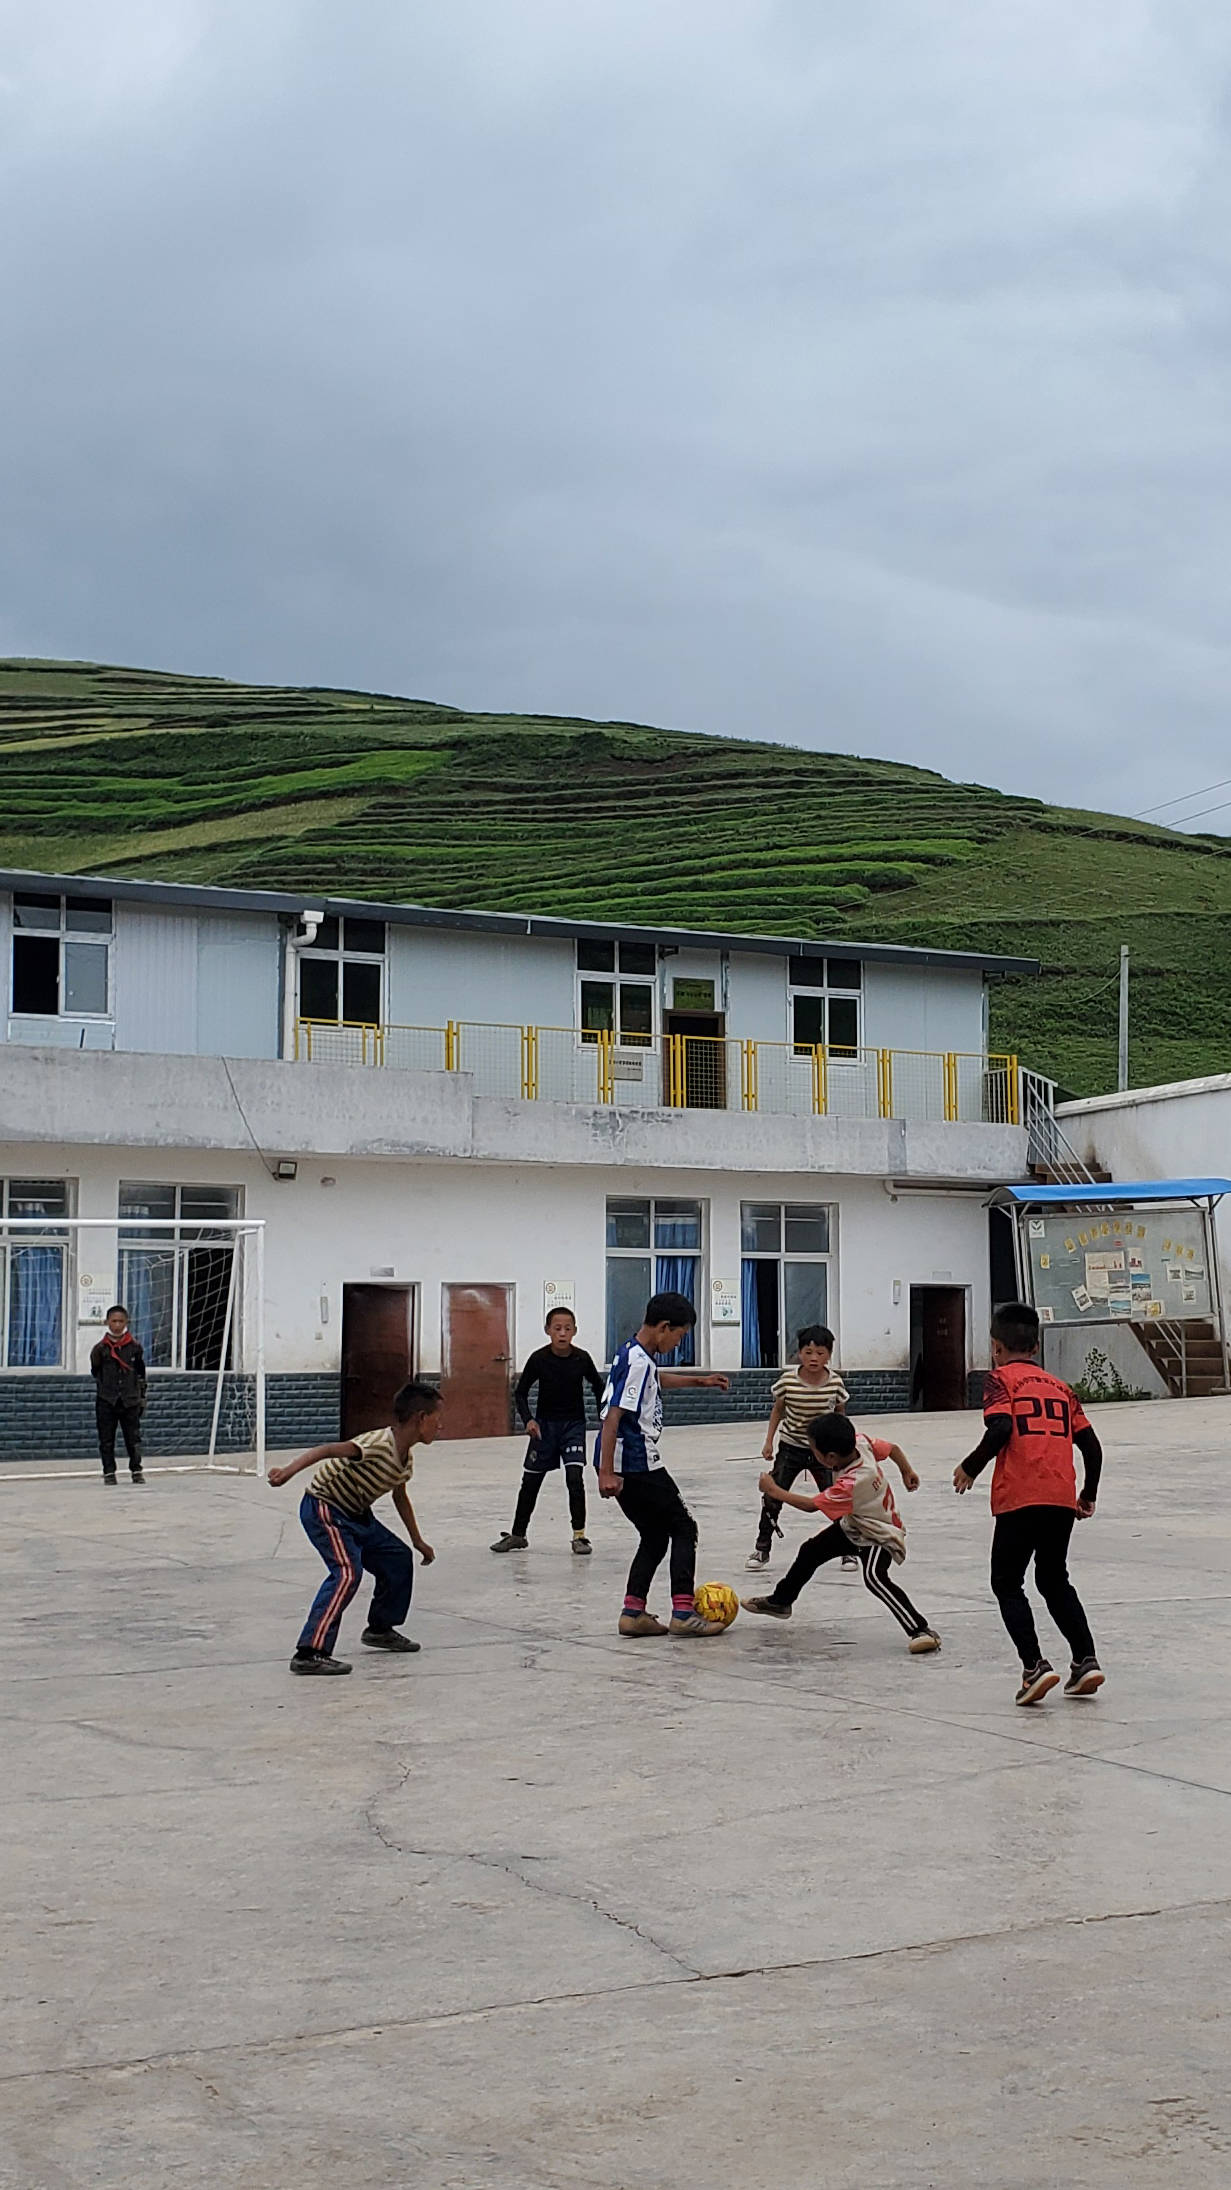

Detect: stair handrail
[1020,1072,1102,1187]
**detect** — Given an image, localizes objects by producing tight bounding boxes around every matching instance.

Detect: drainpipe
[282,910,324,1060]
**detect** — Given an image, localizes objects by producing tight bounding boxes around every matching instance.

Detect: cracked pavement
[1,1400,1230,2187]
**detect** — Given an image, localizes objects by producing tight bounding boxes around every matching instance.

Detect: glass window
[784,1204,830,1255]
[342,960,381,1024]
[792,995,825,1052]
[619,984,654,1044]
[605,1195,703,1365]
[826,958,862,990]
[63,942,108,1015]
[11,936,59,1014]
[741,1203,782,1254]
[1,1177,72,1368]
[828,997,859,1055]
[10,895,112,1018]
[740,1200,834,1367]
[577,939,615,972]
[619,941,656,977]
[299,958,339,1020]
[297,918,383,1026]
[118,1184,243,1372]
[607,1198,651,1249]
[580,982,616,1040]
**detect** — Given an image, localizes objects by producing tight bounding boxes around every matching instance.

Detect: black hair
[544,1306,577,1330]
[796,1324,835,1352]
[391,1379,442,1422]
[105,1304,129,1318]
[806,1414,856,1458]
[644,1291,697,1329]
[989,1300,1040,1354]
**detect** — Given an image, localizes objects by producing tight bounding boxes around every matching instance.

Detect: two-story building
[0,866,1044,1457]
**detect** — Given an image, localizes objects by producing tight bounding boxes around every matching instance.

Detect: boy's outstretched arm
[953,1415,1012,1493]
[761,1395,785,1462]
[267,1441,359,1489]
[758,1473,818,1513]
[660,1370,730,1389]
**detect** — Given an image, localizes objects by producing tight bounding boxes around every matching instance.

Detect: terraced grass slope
[2,658,1228,1097]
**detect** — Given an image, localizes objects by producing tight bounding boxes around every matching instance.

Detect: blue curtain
[8,1246,63,1367]
[120,1248,174,1366]
[741,1258,761,1369]
[655,1254,696,1365]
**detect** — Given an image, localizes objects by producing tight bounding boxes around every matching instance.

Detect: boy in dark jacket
[90,1305,148,1484]
[492,1308,605,1555]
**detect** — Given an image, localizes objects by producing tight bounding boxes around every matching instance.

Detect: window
[0,1179,71,1367]
[740,1200,834,1368]
[11,894,112,1018]
[787,955,861,1059]
[577,939,656,1047]
[118,1184,242,1370]
[605,1196,703,1365]
[297,916,385,1025]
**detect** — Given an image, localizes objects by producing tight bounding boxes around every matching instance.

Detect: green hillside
[1,658,1227,1097]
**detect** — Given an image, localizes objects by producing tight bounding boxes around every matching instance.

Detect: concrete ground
[2,1399,1230,2190]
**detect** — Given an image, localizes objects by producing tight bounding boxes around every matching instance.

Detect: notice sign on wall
[543,1278,576,1319]
[78,1273,114,1324]
[711,1277,741,1324]
[673,979,716,1012]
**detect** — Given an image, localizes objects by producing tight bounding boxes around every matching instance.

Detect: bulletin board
[1022,1206,1213,1327]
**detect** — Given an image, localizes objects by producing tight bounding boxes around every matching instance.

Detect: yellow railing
[294,1020,1022,1127]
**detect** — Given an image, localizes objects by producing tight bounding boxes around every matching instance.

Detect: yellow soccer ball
[693,1580,740,1628]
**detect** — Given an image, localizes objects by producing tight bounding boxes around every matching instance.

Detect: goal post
[0,1215,266,1474]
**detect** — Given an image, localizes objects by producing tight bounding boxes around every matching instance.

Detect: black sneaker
[102,1472,117,1486]
[1016,1661,1060,1706]
[741,1596,792,1619]
[360,1628,421,1653]
[1064,1657,1105,1697]
[571,1534,593,1555]
[290,1653,352,1676]
[130,1469,146,1485]
[490,1533,528,1553]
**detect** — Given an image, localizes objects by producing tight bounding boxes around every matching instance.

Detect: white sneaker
[744,1548,770,1572]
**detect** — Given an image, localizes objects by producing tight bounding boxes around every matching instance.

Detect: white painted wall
[727,952,789,1041]
[387,927,575,1029]
[863,964,986,1055]
[0,1138,993,1384]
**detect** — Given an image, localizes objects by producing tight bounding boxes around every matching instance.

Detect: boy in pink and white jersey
[743,1414,940,1653]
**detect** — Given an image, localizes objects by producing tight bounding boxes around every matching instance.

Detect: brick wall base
[0,1372,340,1464]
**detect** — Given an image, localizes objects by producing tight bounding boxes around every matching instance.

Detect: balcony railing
[293,1019,1024,1126]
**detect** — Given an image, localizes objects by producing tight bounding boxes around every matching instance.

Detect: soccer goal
[0,1214,266,1474]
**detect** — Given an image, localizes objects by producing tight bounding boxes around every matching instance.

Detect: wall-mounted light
[274,1159,298,1181]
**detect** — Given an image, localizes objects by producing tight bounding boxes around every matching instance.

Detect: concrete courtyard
[2,1397,1230,2189]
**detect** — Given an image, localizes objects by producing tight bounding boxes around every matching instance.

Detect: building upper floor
[0,867,1040,1138]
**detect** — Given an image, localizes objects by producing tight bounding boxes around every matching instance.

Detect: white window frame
[786,956,862,1064]
[9,892,113,1021]
[297,917,386,1027]
[118,1182,244,1372]
[739,1199,836,1369]
[603,1194,706,1366]
[575,940,658,1050]
[0,1177,74,1370]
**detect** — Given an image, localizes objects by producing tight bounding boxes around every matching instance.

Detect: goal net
[1,1214,265,1473]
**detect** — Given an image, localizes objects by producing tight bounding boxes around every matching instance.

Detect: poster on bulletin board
[543,1279,576,1319]
[1024,1207,1212,1325]
[710,1278,741,1324]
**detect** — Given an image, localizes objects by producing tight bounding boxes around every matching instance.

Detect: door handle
[493,1353,510,1364]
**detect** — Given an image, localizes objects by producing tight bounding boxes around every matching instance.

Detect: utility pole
[1117,945,1129,1092]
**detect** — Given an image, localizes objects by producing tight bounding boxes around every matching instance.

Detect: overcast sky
[4,1,1230,826]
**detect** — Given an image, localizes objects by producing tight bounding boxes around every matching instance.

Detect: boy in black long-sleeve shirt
[492,1309,604,1556]
[90,1304,148,1485]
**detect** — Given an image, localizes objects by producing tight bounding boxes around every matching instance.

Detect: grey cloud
[3,0,1231,824]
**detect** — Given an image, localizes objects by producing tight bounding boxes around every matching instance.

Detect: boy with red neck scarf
[90,1305,148,1485]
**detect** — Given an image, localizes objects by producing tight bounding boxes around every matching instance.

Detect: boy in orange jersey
[955,1300,1104,1707]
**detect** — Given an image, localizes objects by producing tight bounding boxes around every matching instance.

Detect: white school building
[0,866,1050,1458]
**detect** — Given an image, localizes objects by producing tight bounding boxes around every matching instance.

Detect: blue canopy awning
[999,1178,1231,1205]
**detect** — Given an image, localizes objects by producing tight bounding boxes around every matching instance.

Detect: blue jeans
[296,1493,414,1656]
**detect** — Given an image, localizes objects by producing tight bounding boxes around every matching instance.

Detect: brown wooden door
[441,1284,513,1439]
[911,1286,967,1411]
[665,1011,727,1109]
[340,1285,413,1439]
